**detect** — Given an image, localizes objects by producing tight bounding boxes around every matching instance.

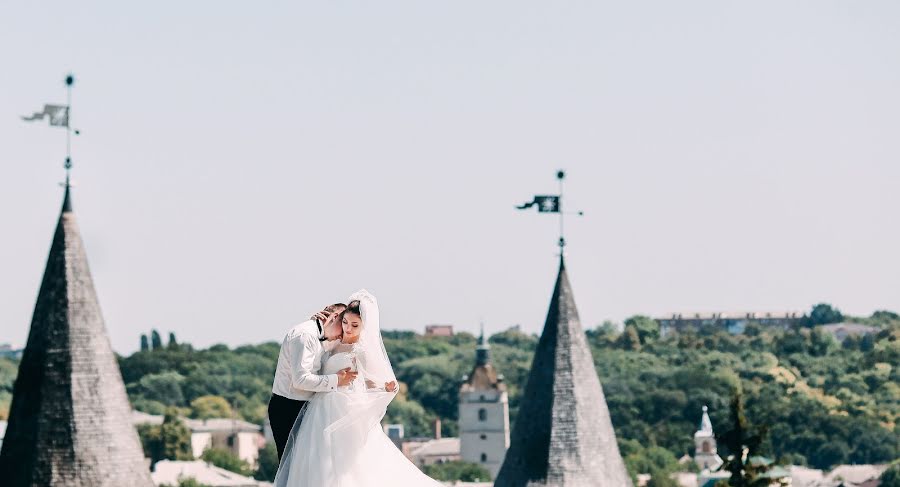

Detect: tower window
[481,453,488,462]
[480,434,487,440]
[702,441,711,453]
[478,408,487,421]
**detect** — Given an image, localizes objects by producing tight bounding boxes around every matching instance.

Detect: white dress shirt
[271,319,339,401]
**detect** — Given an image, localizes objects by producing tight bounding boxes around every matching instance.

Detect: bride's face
[342,312,362,341]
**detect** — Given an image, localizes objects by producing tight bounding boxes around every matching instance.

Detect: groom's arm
[290,334,339,393]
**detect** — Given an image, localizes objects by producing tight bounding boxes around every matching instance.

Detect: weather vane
[517,169,584,252]
[21,73,81,185]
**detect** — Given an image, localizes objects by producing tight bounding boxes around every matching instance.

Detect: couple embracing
[268,290,442,487]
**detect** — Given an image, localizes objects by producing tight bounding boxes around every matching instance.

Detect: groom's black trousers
[268,394,307,462]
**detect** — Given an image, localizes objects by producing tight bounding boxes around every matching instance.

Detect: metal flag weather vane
[517,170,584,251]
[21,73,80,183]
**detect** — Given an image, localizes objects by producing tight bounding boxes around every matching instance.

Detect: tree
[136,371,186,405]
[151,329,164,350]
[717,392,774,487]
[254,444,279,481]
[881,464,900,487]
[423,461,491,482]
[141,334,150,352]
[618,325,642,351]
[201,447,252,476]
[647,468,679,487]
[139,408,193,466]
[807,304,843,326]
[168,332,179,350]
[190,395,234,420]
[625,315,661,344]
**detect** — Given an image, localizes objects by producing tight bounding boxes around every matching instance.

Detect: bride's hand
[385,381,397,392]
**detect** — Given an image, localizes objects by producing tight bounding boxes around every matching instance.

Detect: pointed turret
[0,185,153,486]
[495,256,630,487]
[694,405,722,471]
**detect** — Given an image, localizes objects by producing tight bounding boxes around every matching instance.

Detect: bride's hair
[343,300,362,318]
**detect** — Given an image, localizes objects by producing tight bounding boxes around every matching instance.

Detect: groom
[268,303,358,461]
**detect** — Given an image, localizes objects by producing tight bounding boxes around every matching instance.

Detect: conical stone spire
[495,256,631,487]
[0,186,153,487]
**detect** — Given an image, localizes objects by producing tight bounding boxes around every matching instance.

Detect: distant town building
[384,423,405,448]
[657,311,806,335]
[459,326,510,479]
[425,324,454,337]
[133,412,265,467]
[0,184,153,486]
[495,256,630,486]
[693,406,722,471]
[150,460,271,487]
[405,437,461,468]
[819,322,880,343]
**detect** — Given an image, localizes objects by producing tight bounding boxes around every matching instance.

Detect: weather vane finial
[516,169,584,255]
[21,72,80,186]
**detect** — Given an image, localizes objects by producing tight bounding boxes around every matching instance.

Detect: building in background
[0,185,154,487]
[657,311,806,335]
[459,326,510,479]
[425,325,454,337]
[693,406,722,471]
[819,322,880,343]
[133,412,265,467]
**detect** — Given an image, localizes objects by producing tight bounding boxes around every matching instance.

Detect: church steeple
[495,256,630,487]
[476,322,491,366]
[694,405,723,471]
[0,187,154,486]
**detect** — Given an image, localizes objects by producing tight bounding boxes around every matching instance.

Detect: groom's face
[321,311,344,341]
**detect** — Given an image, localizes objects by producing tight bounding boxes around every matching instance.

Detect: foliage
[717,392,773,487]
[109,306,900,475]
[881,463,900,487]
[200,447,252,476]
[138,408,194,466]
[807,303,844,326]
[422,461,491,482]
[253,444,279,481]
[190,395,234,420]
[152,330,164,350]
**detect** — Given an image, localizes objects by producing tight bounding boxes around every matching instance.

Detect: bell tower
[458,325,510,479]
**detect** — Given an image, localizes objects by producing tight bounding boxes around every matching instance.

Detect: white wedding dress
[274,291,443,487]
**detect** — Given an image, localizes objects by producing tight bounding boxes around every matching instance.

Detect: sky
[1,1,899,354]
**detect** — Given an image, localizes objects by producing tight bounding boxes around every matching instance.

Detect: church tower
[0,184,154,487]
[495,256,631,487]
[458,325,510,479]
[694,406,723,471]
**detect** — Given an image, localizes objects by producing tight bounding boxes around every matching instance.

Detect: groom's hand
[385,381,398,392]
[337,367,357,387]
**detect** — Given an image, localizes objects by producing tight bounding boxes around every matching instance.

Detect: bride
[274,290,444,487]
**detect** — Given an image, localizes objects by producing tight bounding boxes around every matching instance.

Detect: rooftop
[151,460,271,487]
[409,437,461,458]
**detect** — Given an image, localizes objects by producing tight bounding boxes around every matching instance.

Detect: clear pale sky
[2,1,898,354]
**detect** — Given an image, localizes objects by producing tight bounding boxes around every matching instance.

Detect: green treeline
[0,307,896,474]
